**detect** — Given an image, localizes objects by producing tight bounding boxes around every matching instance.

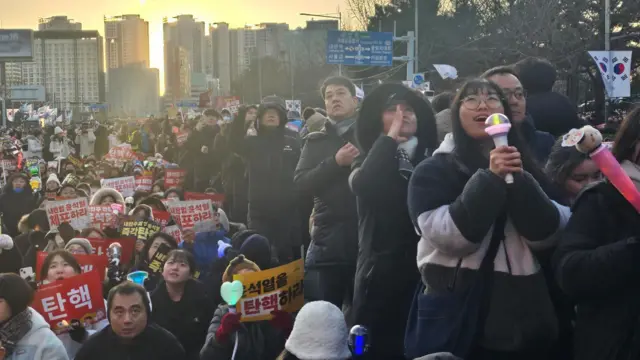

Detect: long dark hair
[450,79,548,183]
[612,107,640,163]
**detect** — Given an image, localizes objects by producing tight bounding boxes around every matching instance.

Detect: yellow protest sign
[233,259,304,322]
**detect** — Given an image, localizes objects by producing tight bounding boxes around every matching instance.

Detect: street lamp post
[299,12,342,75]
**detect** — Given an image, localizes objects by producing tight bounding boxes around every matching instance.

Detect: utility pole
[415,0,419,73]
[392,31,415,82]
[0,62,6,127]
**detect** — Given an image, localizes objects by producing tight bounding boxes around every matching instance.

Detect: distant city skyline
[1,0,347,93]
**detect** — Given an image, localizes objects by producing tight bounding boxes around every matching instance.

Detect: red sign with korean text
[184,192,225,208]
[135,175,153,191]
[152,210,171,227]
[36,252,108,282]
[45,198,90,231]
[88,205,117,230]
[101,176,136,197]
[166,200,214,230]
[176,132,189,147]
[164,169,187,189]
[32,271,106,334]
[163,225,182,243]
[104,144,136,162]
[86,237,136,265]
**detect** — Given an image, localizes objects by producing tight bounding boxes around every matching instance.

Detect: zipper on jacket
[447,258,463,291]
[502,240,513,275]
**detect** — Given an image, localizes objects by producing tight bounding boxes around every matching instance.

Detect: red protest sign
[176,131,189,147]
[152,210,171,227]
[163,225,182,243]
[32,271,106,334]
[104,144,136,162]
[36,252,108,282]
[45,198,90,231]
[87,237,136,265]
[88,205,117,230]
[101,176,136,197]
[184,192,225,208]
[164,169,187,189]
[167,200,214,230]
[135,175,153,192]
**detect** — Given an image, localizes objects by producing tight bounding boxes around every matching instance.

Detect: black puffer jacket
[553,180,640,360]
[294,120,358,268]
[229,102,301,260]
[151,279,215,360]
[75,324,186,360]
[0,173,36,237]
[349,84,439,359]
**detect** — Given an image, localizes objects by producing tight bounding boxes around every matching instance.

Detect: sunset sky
[1,0,348,94]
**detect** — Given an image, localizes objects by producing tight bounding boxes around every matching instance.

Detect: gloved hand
[270,310,293,337]
[215,312,242,343]
[68,319,88,343]
[107,262,122,283]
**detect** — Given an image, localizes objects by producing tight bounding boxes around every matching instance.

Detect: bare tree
[346,0,390,30]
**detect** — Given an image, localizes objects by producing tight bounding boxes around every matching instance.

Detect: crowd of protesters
[0,56,638,360]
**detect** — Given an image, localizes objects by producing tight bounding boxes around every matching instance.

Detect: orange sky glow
[0,0,347,94]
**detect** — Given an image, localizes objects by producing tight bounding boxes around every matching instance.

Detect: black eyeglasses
[502,89,527,100]
[461,95,503,110]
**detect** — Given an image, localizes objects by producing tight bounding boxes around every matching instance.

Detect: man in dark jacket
[513,57,585,137]
[483,66,556,164]
[294,76,360,309]
[349,84,439,360]
[184,109,221,191]
[229,96,301,263]
[76,282,186,360]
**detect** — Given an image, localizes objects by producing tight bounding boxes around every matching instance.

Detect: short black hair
[481,65,519,80]
[0,273,34,315]
[166,249,196,275]
[321,76,356,99]
[107,282,151,322]
[203,109,221,118]
[513,57,557,93]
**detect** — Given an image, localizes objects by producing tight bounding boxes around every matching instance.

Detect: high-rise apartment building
[163,15,205,103]
[210,23,231,95]
[104,15,150,69]
[6,17,105,109]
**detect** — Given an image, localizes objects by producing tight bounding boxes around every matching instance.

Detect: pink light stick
[568,126,640,213]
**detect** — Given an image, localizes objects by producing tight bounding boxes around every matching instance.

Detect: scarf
[621,160,640,192]
[397,137,418,179]
[0,309,32,356]
[328,116,356,137]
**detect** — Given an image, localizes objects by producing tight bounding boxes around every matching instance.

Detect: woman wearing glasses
[406,79,570,360]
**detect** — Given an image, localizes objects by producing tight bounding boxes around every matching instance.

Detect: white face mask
[223,116,232,122]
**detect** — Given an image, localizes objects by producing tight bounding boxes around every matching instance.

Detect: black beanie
[0,273,34,317]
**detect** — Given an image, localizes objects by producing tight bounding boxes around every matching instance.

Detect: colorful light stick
[484,113,514,184]
[220,280,244,360]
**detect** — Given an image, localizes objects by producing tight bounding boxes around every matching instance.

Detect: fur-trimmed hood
[355,83,439,156]
[90,187,125,207]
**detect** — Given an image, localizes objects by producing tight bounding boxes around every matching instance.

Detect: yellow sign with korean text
[233,259,304,322]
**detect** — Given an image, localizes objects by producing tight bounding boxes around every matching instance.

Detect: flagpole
[604,0,610,123]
